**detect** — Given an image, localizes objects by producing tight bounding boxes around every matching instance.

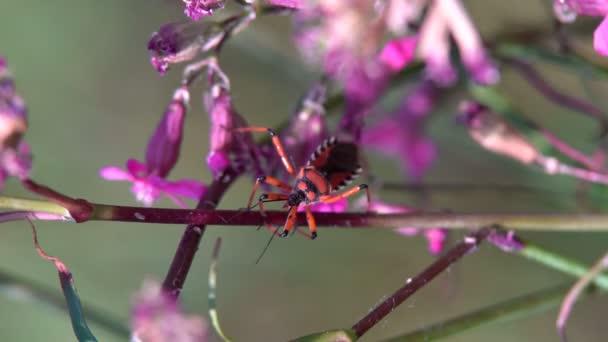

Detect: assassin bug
[235,127,371,239]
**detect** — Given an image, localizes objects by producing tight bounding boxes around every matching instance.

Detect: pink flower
[298,198,349,213]
[367,200,447,255]
[131,279,208,342]
[339,36,418,139]
[100,159,205,208]
[100,87,206,207]
[361,80,438,181]
[418,0,499,85]
[554,0,608,56]
[183,0,225,21]
[0,57,31,190]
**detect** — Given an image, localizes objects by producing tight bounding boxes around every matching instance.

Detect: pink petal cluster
[361,80,438,181]
[131,279,208,342]
[554,0,608,55]
[100,159,205,208]
[417,0,498,85]
[0,57,31,190]
[367,200,447,255]
[100,87,206,207]
[183,0,226,21]
[339,36,418,139]
[204,79,264,178]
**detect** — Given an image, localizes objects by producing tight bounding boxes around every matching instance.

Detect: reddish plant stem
[21,179,92,222]
[351,227,493,337]
[503,56,608,134]
[96,206,608,231]
[161,168,239,298]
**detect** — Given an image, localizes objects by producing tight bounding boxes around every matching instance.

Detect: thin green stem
[519,244,608,290]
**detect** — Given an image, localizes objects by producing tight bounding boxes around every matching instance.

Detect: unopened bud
[459,101,539,164]
[145,87,189,178]
[147,22,223,75]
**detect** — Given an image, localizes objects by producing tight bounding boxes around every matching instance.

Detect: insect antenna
[226,198,288,224]
[255,223,282,264]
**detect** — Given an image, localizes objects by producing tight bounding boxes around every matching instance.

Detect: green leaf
[29,221,97,342]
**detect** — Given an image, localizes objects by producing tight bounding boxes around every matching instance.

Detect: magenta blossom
[298,198,348,213]
[131,279,208,342]
[361,80,438,181]
[554,0,608,55]
[100,87,206,207]
[183,0,225,21]
[365,199,447,255]
[339,36,418,140]
[0,57,31,190]
[100,159,205,208]
[418,0,499,85]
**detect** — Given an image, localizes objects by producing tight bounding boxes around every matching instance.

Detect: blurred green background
[1,0,608,341]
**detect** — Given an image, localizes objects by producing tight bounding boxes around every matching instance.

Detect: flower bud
[145,87,189,178]
[147,22,223,75]
[459,101,539,164]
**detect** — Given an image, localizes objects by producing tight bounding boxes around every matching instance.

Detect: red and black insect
[235,127,370,239]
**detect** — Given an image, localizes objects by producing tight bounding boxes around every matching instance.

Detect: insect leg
[305,205,318,240]
[319,184,371,210]
[257,193,289,235]
[234,127,296,175]
[279,205,298,238]
[247,176,291,209]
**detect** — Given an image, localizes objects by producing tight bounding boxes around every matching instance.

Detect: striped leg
[319,184,371,210]
[246,176,291,209]
[305,205,318,240]
[258,193,289,236]
[234,127,295,175]
[279,205,298,238]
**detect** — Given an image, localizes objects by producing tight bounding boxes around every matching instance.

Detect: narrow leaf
[29,220,97,342]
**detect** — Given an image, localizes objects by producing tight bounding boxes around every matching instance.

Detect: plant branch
[383,284,582,342]
[7,196,608,232]
[500,55,608,134]
[351,227,493,337]
[161,168,240,298]
[557,251,608,342]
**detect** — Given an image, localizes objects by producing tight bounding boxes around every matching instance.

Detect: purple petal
[183,0,225,21]
[425,228,447,255]
[594,16,608,55]
[307,198,348,213]
[206,151,230,177]
[163,179,206,200]
[395,227,419,236]
[379,36,418,72]
[145,92,187,178]
[99,166,133,181]
[131,180,162,207]
[126,159,146,177]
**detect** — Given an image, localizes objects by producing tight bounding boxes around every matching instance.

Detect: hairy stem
[351,227,492,337]
[5,196,608,232]
[384,284,581,341]
[161,168,239,298]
